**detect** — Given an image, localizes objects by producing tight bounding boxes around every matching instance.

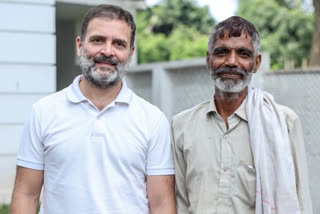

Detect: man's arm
[10,166,44,214]
[145,113,176,213]
[147,175,176,214]
[171,120,189,214]
[286,110,313,214]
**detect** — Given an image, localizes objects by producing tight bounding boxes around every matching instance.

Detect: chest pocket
[233,160,256,207]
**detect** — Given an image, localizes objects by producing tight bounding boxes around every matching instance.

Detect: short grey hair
[208,16,260,57]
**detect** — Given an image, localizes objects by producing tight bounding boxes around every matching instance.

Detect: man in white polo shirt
[10,5,175,214]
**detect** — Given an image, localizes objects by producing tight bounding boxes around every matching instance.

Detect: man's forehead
[87,17,130,30]
[213,30,253,48]
[216,29,252,40]
[85,17,131,39]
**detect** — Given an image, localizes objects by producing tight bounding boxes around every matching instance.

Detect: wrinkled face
[76,18,135,88]
[207,31,261,93]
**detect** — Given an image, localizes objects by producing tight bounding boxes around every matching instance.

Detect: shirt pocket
[233,160,256,207]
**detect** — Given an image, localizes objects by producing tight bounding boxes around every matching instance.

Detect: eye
[237,49,252,58]
[114,40,126,48]
[213,48,229,57]
[90,38,103,44]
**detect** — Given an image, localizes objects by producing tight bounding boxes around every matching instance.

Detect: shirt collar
[235,97,247,121]
[67,75,86,103]
[206,98,217,115]
[114,79,132,105]
[206,96,248,121]
[67,75,133,105]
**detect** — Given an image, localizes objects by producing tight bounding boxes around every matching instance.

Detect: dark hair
[208,16,260,56]
[80,4,136,48]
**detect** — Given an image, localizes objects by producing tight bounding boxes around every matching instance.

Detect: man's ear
[76,36,82,57]
[206,51,210,70]
[253,54,262,73]
[129,46,135,58]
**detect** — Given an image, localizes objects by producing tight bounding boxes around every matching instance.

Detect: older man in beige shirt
[171,16,313,214]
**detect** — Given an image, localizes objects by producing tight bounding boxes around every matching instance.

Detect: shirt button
[223,135,228,139]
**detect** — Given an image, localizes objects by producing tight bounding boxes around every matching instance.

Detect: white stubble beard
[210,66,253,94]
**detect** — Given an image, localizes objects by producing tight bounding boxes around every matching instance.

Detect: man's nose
[100,43,114,57]
[225,51,238,67]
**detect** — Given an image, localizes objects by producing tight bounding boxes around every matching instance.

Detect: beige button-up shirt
[171,99,313,214]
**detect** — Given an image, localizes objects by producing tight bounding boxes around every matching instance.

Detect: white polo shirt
[17,75,174,214]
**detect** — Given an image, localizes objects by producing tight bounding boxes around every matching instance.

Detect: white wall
[0,0,56,204]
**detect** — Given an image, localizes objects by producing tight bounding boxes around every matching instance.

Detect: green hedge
[0,205,9,214]
[0,204,40,213]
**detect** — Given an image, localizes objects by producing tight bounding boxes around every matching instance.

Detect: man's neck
[214,87,248,129]
[79,77,122,111]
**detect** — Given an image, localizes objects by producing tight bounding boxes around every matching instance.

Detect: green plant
[0,203,40,214]
[0,205,9,214]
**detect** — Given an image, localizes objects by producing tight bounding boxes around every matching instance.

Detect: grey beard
[79,48,131,88]
[210,67,253,93]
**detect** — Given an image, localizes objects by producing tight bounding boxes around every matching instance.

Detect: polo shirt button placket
[91,115,106,142]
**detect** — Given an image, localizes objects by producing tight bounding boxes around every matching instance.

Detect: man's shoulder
[278,104,298,120]
[277,104,300,129]
[130,92,166,124]
[131,92,162,114]
[34,87,69,110]
[172,100,211,125]
[129,92,170,137]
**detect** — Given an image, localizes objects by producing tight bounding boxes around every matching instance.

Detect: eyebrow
[213,46,253,55]
[213,47,229,54]
[88,35,129,46]
[88,35,105,41]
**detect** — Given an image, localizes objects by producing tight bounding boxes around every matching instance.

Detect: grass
[0,204,40,214]
[0,205,9,214]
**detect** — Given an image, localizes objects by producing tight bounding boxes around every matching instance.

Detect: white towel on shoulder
[246,87,300,214]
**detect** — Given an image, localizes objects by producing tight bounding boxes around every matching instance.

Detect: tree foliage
[274,0,305,9]
[137,0,315,68]
[237,0,314,69]
[137,0,215,64]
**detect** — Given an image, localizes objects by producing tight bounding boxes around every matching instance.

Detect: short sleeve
[146,113,174,175]
[16,104,44,170]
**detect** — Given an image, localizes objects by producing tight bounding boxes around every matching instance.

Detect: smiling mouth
[94,61,117,70]
[94,56,117,67]
[219,72,243,79]
[96,62,115,66]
